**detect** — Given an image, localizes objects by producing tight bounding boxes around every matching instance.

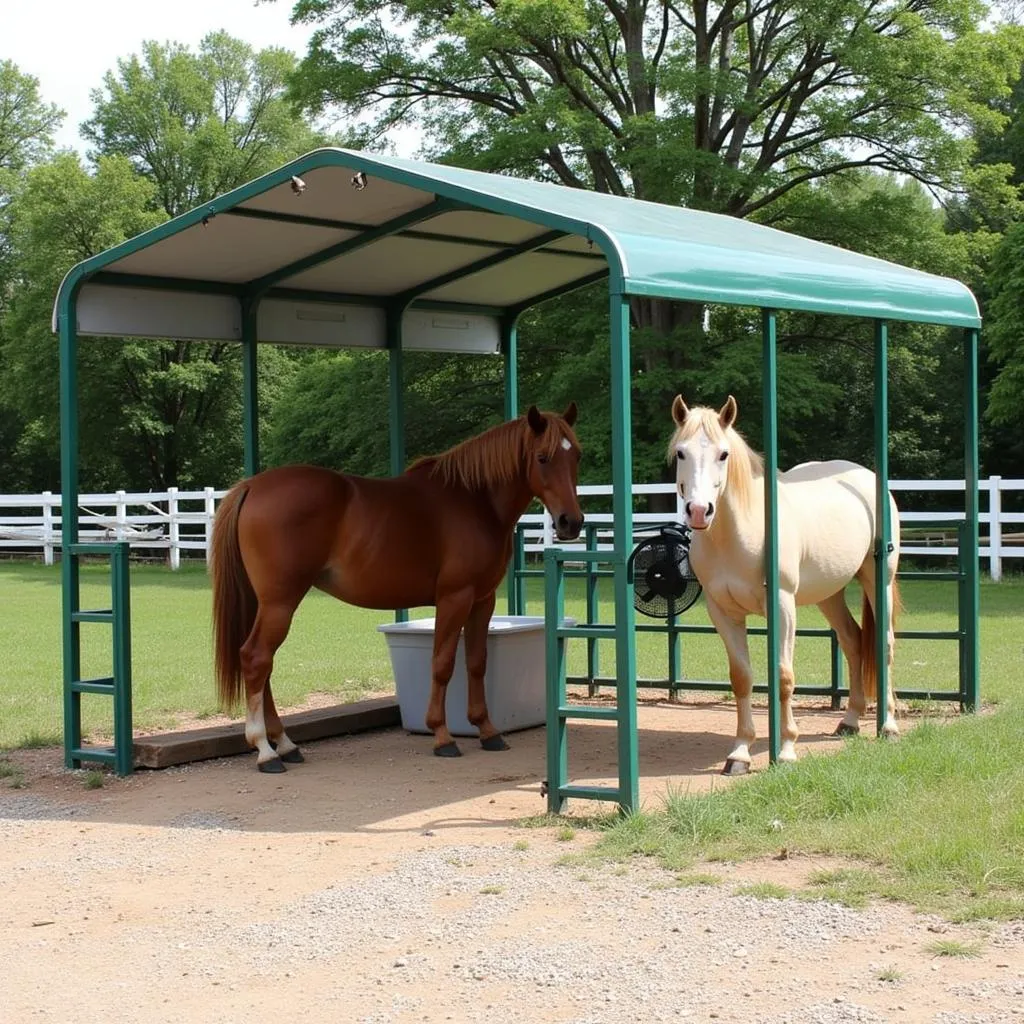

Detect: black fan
[628,524,702,619]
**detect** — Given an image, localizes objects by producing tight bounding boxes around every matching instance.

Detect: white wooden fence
[1,477,1022,579]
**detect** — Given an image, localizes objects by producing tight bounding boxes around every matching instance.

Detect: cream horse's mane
[667,404,765,514]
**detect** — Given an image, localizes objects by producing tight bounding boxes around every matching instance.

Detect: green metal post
[512,527,526,615]
[610,294,638,811]
[667,604,681,699]
[241,298,260,477]
[585,522,600,696]
[387,309,409,623]
[503,318,520,615]
[962,328,981,711]
[957,520,968,707]
[58,288,82,769]
[761,310,782,765]
[829,632,843,710]
[873,320,891,737]
[544,550,568,813]
[112,542,134,776]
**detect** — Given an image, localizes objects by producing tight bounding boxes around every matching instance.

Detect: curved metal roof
[53,147,980,351]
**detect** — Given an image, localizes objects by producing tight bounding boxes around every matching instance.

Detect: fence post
[204,487,216,563]
[168,486,180,570]
[42,491,55,565]
[542,506,554,549]
[988,475,1002,583]
[115,490,127,543]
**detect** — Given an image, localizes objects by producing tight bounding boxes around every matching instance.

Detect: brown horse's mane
[411,413,578,491]
[668,406,765,514]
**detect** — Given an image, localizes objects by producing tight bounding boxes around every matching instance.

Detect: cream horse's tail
[859,578,901,703]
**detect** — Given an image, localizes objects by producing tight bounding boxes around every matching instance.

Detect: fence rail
[2,477,1022,579]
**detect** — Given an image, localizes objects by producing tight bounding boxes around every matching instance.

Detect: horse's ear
[563,401,578,427]
[527,405,547,434]
[671,395,689,426]
[719,394,738,429]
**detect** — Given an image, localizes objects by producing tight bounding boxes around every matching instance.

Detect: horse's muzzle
[556,513,584,541]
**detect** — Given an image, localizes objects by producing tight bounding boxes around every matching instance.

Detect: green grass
[924,938,983,958]
[2,561,1023,923]
[673,872,723,887]
[0,758,26,789]
[802,867,880,909]
[733,881,791,900]
[82,770,105,790]
[1,563,1019,748]
[876,966,904,983]
[593,702,1024,920]
[0,561,401,748]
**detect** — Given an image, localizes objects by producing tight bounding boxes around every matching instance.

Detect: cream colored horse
[668,394,900,774]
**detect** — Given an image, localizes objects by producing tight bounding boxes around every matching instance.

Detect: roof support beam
[508,268,610,318]
[243,197,468,297]
[91,271,242,296]
[226,206,607,262]
[393,229,568,308]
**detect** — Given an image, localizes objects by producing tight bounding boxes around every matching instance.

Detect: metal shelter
[53,148,981,803]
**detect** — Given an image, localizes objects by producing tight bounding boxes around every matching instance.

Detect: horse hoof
[258,757,286,774]
[480,734,510,752]
[434,742,462,758]
[834,722,860,737]
[721,759,750,776]
[279,747,304,764]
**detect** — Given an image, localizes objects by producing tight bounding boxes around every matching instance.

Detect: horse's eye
[676,450,685,461]
[538,454,549,465]
[718,451,729,462]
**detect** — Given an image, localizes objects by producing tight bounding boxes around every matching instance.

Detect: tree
[980,221,1024,444]
[284,0,1022,222]
[0,153,296,491]
[0,31,338,490]
[0,61,64,299]
[82,32,334,217]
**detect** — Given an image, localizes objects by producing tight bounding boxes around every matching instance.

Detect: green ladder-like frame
[541,312,980,815]
[62,542,134,776]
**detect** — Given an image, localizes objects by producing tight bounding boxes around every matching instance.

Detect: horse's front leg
[706,596,756,776]
[426,587,475,758]
[463,591,508,752]
[777,590,800,763]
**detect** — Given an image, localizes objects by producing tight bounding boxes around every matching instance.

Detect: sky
[3,0,418,157]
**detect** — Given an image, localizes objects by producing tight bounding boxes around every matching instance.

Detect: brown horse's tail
[860,577,900,704]
[210,482,256,712]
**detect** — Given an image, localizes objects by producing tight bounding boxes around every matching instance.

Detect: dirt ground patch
[2,698,1019,1024]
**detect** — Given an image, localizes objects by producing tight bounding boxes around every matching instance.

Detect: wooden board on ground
[132,696,401,769]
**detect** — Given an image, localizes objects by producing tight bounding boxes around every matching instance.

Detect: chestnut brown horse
[211,404,583,772]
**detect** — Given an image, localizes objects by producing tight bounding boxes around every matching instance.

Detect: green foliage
[82,32,335,216]
[0,35,326,490]
[285,0,1024,215]
[0,61,65,315]
[983,219,1024,433]
[593,700,1024,920]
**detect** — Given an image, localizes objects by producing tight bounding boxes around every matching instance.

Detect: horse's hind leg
[463,592,507,752]
[240,601,299,773]
[706,597,756,775]
[817,590,865,736]
[776,591,800,762]
[263,681,303,764]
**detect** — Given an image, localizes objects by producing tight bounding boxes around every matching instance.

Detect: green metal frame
[762,311,782,764]
[54,148,983,800]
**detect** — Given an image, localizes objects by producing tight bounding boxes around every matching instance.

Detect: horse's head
[525,402,584,541]
[667,394,739,531]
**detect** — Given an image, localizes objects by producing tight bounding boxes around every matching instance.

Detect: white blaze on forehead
[560,437,572,451]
